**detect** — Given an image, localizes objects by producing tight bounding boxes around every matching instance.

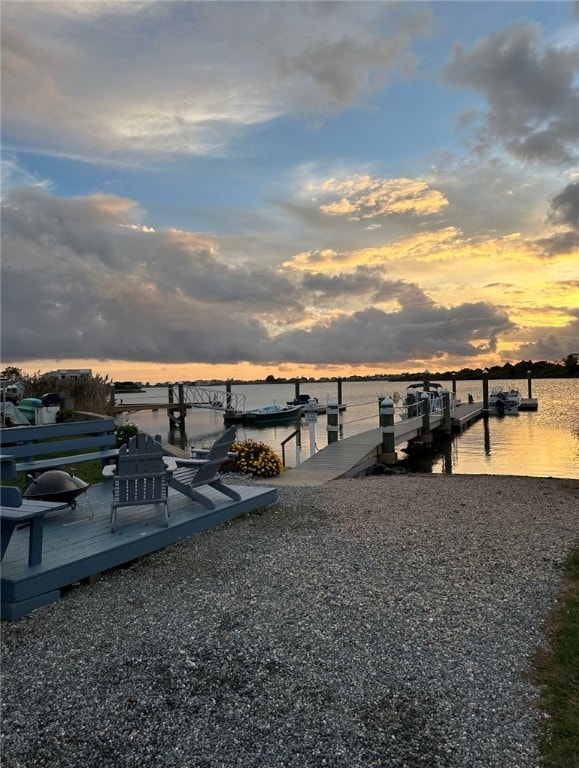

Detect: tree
[0,366,24,381]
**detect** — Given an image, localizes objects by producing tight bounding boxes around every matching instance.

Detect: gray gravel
[2,474,578,768]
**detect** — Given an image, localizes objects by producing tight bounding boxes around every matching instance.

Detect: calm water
[119,378,578,480]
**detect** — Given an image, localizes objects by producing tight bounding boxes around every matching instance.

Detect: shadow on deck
[1,480,277,621]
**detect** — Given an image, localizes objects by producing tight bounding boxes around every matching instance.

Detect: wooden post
[294,379,300,403]
[527,370,532,398]
[380,396,396,464]
[451,372,457,398]
[226,381,232,410]
[482,369,489,411]
[421,392,431,439]
[326,399,339,444]
[178,382,186,429]
[423,370,431,392]
[441,389,452,434]
[337,377,343,405]
[168,385,174,404]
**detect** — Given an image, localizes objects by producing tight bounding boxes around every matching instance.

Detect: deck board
[1,480,277,620]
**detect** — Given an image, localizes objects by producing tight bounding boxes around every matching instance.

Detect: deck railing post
[326,399,339,444]
[304,400,318,457]
[421,393,431,439]
[380,396,396,464]
[441,389,452,434]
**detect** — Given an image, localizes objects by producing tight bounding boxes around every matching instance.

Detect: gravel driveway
[2,474,577,768]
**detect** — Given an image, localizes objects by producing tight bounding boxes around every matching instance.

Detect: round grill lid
[23,470,90,508]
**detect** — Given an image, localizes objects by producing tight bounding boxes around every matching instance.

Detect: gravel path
[2,474,578,768]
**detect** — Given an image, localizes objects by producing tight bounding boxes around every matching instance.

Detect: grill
[23,470,90,509]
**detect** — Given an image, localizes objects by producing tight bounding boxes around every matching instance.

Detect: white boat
[402,382,455,419]
[489,386,521,415]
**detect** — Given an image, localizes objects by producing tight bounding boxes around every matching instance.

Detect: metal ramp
[181,386,246,412]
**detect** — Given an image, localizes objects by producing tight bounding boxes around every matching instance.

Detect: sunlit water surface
[120,378,578,480]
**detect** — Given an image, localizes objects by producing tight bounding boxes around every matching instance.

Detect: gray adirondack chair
[168,426,241,509]
[110,433,169,531]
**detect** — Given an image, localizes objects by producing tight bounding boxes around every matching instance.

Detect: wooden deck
[1,480,277,621]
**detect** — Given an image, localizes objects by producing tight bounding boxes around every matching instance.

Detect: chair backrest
[114,433,167,504]
[190,426,237,485]
[0,486,23,508]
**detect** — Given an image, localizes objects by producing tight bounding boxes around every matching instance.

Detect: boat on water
[286,393,346,415]
[223,403,303,425]
[489,386,521,415]
[402,382,455,419]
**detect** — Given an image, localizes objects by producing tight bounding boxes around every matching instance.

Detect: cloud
[446,20,579,165]
[1,2,431,162]
[265,303,515,365]
[312,175,449,220]
[547,182,579,229]
[1,183,530,368]
[0,187,300,363]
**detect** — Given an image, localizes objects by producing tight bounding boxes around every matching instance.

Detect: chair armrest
[174,458,209,468]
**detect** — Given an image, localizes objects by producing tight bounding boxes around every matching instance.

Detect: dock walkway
[271,402,483,486]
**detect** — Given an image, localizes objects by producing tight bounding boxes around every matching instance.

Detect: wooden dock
[1,481,277,621]
[273,402,484,485]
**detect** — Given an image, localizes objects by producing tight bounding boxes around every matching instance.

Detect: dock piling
[379,396,396,465]
[326,399,339,444]
[442,389,452,434]
[420,393,431,441]
[482,369,489,411]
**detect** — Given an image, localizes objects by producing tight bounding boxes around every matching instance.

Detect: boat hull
[224,404,303,425]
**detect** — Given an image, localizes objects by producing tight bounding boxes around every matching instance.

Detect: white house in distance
[46,369,93,380]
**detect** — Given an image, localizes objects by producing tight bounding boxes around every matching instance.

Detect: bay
[118,378,578,480]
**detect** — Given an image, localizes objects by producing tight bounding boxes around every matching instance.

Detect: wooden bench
[1,484,69,566]
[0,418,118,475]
[1,496,70,565]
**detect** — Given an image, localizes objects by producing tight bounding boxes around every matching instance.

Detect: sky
[1,1,578,385]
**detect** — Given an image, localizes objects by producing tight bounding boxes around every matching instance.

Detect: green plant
[230,439,282,477]
[534,548,579,768]
[115,421,139,448]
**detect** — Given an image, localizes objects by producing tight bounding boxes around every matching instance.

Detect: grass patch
[534,547,579,768]
[10,459,112,490]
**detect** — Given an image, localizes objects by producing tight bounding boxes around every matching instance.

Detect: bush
[230,439,283,477]
[115,421,139,448]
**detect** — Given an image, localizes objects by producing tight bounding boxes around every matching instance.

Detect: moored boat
[223,403,303,425]
[402,382,453,419]
[489,386,521,415]
[286,393,346,415]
